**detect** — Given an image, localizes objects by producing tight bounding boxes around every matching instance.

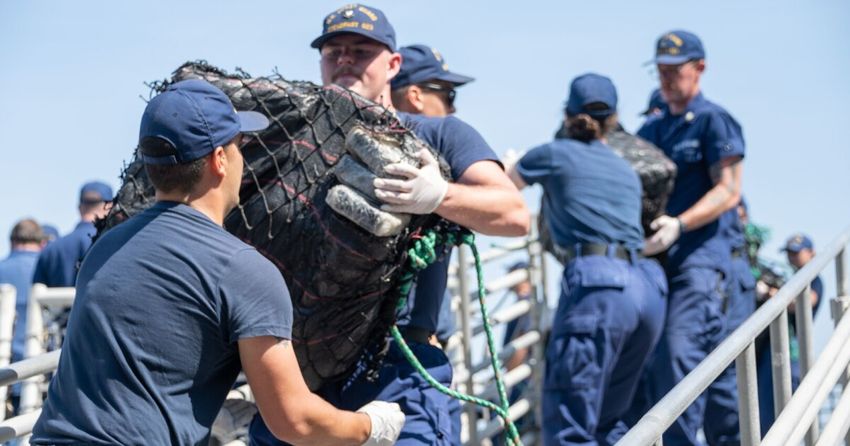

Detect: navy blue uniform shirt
[638,92,745,271]
[0,249,40,363]
[32,221,96,287]
[395,113,500,333]
[517,138,644,250]
[32,202,293,445]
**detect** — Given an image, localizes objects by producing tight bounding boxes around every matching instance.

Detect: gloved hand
[644,215,683,256]
[373,149,448,214]
[357,401,405,446]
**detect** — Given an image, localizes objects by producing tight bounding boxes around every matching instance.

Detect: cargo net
[542,124,677,261]
[98,61,451,390]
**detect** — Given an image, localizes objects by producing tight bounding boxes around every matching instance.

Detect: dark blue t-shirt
[638,92,745,271]
[32,202,293,446]
[395,113,500,333]
[0,250,40,363]
[517,138,644,250]
[32,221,96,287]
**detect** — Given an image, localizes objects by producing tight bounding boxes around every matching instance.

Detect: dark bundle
[99,61,449,390]
[542,124,677,261]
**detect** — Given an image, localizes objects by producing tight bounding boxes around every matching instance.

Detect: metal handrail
[0,284,16,420]
[618,225,850,446]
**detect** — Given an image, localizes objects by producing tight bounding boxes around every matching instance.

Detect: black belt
[398,326,432,344]
[553,243,640,264]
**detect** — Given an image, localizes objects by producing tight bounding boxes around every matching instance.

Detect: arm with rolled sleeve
[645,112,744,255]
[675,111,745,231]
[225,250,402,446]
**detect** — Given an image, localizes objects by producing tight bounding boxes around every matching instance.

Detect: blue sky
[2,1,849,340]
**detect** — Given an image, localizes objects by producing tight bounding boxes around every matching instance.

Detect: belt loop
[606,244,616,258]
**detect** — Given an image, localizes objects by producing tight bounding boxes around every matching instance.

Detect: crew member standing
[639,30,745,446]
[509,73,667,446]
[249,5,529,446]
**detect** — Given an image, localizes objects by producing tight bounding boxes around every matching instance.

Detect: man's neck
[11,243,41,253]
[155,191,228,226]
[668,88,701,115]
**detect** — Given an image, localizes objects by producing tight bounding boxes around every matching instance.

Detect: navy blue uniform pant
[703,255,755,445]
[543,256,667,446]
[249,340,456,446]
[647,265,727,446]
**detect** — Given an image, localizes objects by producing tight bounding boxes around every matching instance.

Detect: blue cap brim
[436,72,475,86]
[654,54,692,65]
[310,30,394,51]
[238,111,270,133]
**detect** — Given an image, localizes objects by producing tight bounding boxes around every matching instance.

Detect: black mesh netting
[540,124,677,262]
[98,61,451,390]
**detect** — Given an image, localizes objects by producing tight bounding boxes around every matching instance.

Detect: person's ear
[210,146,227,178]
[387,51,402,79]
[407,86,426,113]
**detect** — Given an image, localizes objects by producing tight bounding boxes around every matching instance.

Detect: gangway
[619,225,850,446]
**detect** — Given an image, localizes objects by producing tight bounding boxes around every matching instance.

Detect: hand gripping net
[98,61,450,390]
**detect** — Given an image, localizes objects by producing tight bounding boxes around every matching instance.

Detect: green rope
[390,228,523,446]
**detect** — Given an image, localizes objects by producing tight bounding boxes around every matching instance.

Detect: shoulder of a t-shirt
[220,248,286,289]
[434,116,499,179]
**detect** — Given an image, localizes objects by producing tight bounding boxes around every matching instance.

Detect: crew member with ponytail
[506,73,667,446]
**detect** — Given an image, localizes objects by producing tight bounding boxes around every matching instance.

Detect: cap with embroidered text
[654,30,705,65]
[565,73,618,119]
[392,44,474,90]
[138,79,269,165]
[312,4,396,51]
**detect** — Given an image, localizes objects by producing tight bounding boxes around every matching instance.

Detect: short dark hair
[140,137,207,194]
[10,219,43,245]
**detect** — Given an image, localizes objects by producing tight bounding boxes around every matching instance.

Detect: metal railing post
[0,285,16,420]
[456,246,480,446]
[20,284,47,416]
[831,294,850,446]
[769,308,793,419]
[795,283,819,445]
[837,248,847,298]
[735,342,760,446]
[526,221,546,433]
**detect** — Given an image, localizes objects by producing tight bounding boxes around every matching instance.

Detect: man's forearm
[677,182,740,231]
[436,182,529,236]
[678,158,743,231]
[278,395,371,446]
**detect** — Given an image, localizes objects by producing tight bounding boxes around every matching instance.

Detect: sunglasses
[417,82,456,108]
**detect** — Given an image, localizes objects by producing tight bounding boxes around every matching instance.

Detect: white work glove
[357,401,405,446]
[644,215,683,256]
[373,149,448,214]
[501,148,522,173]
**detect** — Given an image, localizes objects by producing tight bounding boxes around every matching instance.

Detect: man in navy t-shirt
[32,79,403,446]
[249,5,529,446]
[637,31,746,446]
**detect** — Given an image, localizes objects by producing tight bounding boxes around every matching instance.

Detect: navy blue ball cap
[655,30,705,65]
[781,233,814,253]
[139,79,269,165]
[565,73,618,118]
[311,4,396,51]
[79,181,114,204]
[391,44,475,90]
